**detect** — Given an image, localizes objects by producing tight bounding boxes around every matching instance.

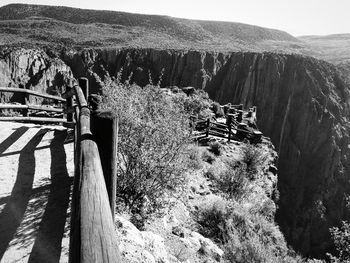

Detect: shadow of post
[0,126,29,154]
[28,130,72,263]
[0,128,47,261]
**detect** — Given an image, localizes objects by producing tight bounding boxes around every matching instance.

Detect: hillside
[299,34,350,65]
[0,4,302,52]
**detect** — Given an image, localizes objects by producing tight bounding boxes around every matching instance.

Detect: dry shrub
[209,141,222,156]
[202,149,216,164]
[102,78,190,225]
[197,200,295,263]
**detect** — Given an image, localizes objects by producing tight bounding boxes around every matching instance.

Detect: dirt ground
[0,121,74,263]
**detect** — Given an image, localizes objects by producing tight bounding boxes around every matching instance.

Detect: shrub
[211,160,250,200]
[197,198,229,242]
[187,145,203,170]
[329,221,350,262]
[202,149,216,164]
[241,143,267,179]
[197,200,294,263]
[209,141,222,156]
[102,78,190,223]
[172,89,212,119]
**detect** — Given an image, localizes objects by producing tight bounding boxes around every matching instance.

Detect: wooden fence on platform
[191,114,262,144]
[0,79,121,263]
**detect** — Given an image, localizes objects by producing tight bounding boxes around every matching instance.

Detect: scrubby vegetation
[102,80,191,224]
[190,141,309,263]
[328,196,350,262]
[100,74,214,226]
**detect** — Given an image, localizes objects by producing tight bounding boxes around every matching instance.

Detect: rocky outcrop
[0,49,72,104]
[60,48,350,258]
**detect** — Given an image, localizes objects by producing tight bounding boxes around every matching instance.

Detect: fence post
[227,115,232,142]
[206,118,210,138]
[90,110,118,220]
[79,78,89,101]
[66,86,74,123]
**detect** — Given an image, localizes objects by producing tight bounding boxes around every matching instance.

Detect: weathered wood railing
[0,87,67,123]
[191,106,262,144]
[0,80,120,262]
[63,79,120,263]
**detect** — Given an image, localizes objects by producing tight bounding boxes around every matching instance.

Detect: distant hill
[0,3,301,52]
[299,34,350,65]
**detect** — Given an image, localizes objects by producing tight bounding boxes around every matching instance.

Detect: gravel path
[0,121,74,263]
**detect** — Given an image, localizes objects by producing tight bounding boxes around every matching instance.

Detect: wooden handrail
[68,81,120,263]
[0,104,63,113]
[0,116,66,123]
[0,87,66,102]
[0,80,120,262]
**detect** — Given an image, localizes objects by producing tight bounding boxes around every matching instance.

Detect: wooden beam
[80,140,121,263]
[78,78,89,102]
[91,110,118,220]
[0,87,65,102]
[0,116,66,123]
[0,104,63,113]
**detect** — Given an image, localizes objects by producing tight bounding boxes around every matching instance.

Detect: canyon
[0,3,350,259]
[1,47,349,258]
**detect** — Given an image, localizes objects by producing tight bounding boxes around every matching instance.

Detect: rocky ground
[0,121,74,263]
[115,137,281,262]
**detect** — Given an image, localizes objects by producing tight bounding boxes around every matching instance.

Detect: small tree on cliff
[101,78,190,223]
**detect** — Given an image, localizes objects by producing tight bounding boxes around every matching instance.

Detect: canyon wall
[1,47,349,257]
[0,49,72,104]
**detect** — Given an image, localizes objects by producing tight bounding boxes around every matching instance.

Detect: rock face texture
[0,49,72,104]
[60,48,350,257]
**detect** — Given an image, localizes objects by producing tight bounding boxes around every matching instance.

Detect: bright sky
[1,0,349,36]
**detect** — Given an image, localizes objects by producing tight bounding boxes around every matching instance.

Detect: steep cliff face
[61,48,350,257]
[0,49,72,104]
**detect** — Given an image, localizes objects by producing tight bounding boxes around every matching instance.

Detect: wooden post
[206,118,210,138]
[66,86,74,122]
[79,78,89,102]
[90,110,118,220]
[228,115,232,142]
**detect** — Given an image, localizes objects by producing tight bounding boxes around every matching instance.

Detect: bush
[202,150,216,164]
[197,198,229,242]
[172,89,212,119]
[197,200,294,263]
[102,78,190,223]
[329,221,350,262]
[210,160,250,200]
[241,143,267,179]
[209,141,222,156]
[187,145,203,170]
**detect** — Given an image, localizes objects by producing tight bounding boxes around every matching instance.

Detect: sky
[0,0,349,36]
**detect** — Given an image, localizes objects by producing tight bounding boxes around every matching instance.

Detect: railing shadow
[28,130,72,263]
[0,126,29,154]
[0,128,47,261]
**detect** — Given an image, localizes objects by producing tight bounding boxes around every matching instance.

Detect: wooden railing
[192,115,262,144]
[63,78,120,263]
[0,80,121,262]
[0,87,67,123]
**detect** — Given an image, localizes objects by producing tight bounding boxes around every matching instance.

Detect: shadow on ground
[0,128,72,262]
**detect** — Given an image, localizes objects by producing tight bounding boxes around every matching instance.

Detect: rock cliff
[60,48,350,257]
[0,47,349,257]
[0,49,72,104]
